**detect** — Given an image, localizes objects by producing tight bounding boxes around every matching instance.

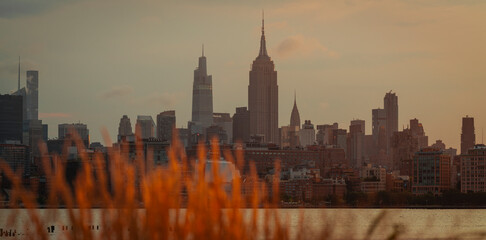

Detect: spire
[202,44,204,57]
[290,91,300,128]
[262,10,264,34]
[18,56,20,91]
[258,10,268,57]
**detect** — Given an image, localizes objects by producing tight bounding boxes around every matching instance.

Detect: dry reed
[0,129,405,240]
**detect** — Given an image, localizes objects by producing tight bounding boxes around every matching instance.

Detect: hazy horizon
[1,0,485,149]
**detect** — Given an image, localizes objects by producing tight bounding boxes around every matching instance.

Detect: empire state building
[248,15,279,144]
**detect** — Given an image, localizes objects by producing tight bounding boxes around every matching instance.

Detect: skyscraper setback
[248,15,279,144]
[191,46,213,134]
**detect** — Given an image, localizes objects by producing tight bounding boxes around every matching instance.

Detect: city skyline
[1,1,485,149]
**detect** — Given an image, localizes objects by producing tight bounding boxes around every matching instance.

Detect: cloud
[0,0,75,18]
[274,34,338,59]
[99,85,133,99]
[143,92,181,108]
[39,112,73,119]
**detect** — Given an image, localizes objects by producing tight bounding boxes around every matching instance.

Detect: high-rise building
[206,125,228,144]
[347,120,365,168]
[248,15,279,144]
[290,92,300,129]
[461,116,475,154]
[316,123,338,146]
[232,107,250,143]
[410,118,428,149]
[58,123,90,142]
[29,119,43,157]
[135,116,155,139]
[157,111,176,142]
[118,115,133,141]
[372,108,386,147]
[0,143,29,174]
[26,71,39,121]
[177,128,190,147]
[42,124,48,142]
[299,120,315,147]
[280,94,301,148]
[191,45,213,134]
[280,125,299,149]
[332,129,347,150]
[411,148,451,195]
[0,94,23,144]
[12,68,40,145]
[213,113,232,144]
[390,126,424,172]
[461,144,486,193]
[384,92,398,154]
[351,119,365,134]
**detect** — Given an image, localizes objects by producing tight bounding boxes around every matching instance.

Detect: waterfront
[1,208,485,239]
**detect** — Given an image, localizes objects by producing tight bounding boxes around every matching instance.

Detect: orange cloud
[274,34,338,59]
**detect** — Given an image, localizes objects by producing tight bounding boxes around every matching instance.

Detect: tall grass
[0,129,406,239]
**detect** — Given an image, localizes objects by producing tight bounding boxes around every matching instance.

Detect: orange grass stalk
[0,128,289,240]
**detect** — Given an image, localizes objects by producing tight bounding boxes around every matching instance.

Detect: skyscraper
[0,94,23,144]
[135,115,155,139]
[410,118,428,149]
[348,120,365,168]
[299,120,315,147]
[384,91,398,154]
[58,123,90,141]
[213,113,232,144]
[157,111,176,142]
[248,14,278,144]
[191,45,213,134]
[461,116,475,154]
[13,68,39,145]
[118,115,133,141]
[232,107,250,143]
[26,71,38,121]
[372,108,386,145]
[290,92,300,129]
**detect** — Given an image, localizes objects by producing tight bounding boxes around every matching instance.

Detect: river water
[1,208,485,239]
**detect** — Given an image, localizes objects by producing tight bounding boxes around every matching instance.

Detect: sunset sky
[0,0,485,149]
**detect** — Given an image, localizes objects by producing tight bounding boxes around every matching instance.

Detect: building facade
[460,144,486,193]
[461,116,475,154]
[299,120,315,147]
[118,115,133,141]
[157,111,176,142]
[411,148,451,195]
[213,113,232,144]
[135,116,155,140]
[58,123,90,142]
[0,94,23,144]
[248,16,279,144]
[191,46,213,134]
[384,92,398,154]
[232,107,250,143]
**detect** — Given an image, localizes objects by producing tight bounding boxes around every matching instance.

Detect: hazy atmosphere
[1,0,485,149]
